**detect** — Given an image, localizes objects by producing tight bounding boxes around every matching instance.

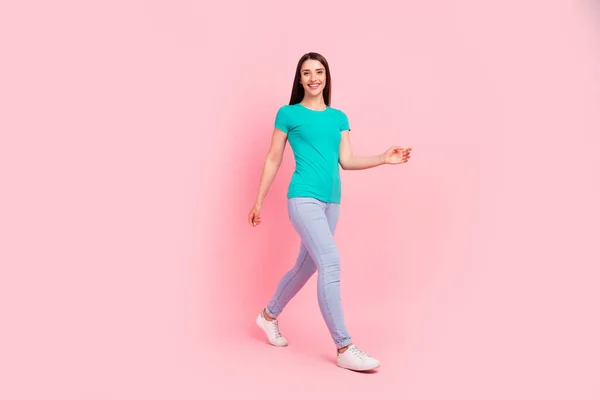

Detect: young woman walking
[248,52,412,371]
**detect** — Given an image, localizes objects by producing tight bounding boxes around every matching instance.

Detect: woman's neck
[300,96,326,111]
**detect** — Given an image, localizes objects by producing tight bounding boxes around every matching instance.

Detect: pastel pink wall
[1,0,598,398]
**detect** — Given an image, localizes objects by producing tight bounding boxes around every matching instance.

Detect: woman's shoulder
[326,105,346,113]
[326,106,348,118]
[276,104,296,115]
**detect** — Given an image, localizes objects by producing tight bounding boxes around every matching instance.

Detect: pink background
[1,0,599,398]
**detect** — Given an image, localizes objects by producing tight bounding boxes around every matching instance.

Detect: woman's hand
[383,146,412,165]
[248,203,262,227]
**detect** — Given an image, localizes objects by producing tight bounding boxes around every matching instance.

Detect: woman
[248,52,411,371]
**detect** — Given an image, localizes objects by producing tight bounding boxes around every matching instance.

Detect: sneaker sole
[255,314,288,347]
[337,361,381,371]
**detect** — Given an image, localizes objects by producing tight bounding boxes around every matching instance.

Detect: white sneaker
[256,310,288,347]
[337,345,380,371]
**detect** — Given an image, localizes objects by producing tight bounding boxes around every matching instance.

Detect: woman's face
[300,59,326,97]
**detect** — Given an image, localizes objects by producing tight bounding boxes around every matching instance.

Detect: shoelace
[268,319,283,338]
[350,346,369,359]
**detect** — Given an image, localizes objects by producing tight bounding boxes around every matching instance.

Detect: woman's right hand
[248,128,287,228]
[248,203,262,227]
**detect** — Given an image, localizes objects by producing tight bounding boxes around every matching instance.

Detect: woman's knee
[316,248,341,271]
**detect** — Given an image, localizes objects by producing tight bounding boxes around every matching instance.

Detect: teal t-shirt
[274,103,350,204]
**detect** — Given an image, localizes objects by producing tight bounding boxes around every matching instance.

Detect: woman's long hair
[289,52,332,106]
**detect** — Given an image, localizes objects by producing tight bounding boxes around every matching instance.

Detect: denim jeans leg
[288,197,352,349]
[266,243,317,318]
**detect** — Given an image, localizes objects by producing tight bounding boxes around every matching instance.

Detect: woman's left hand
[383,146,412,165]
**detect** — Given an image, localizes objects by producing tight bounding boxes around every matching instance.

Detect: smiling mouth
[307,83,321,89]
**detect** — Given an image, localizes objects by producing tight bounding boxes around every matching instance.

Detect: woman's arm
[254,128,288,206]
[338,131,411,170]
[338,131,384,170]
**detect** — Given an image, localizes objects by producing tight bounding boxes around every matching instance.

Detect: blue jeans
[266,197,352,349]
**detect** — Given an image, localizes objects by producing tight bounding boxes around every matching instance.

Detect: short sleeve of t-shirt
[274,106,289,134]
[339,110,350,131]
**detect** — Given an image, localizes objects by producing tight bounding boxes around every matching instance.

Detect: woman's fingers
[249,212,258,226]
[249,213,261,226]
[402,148,411,162]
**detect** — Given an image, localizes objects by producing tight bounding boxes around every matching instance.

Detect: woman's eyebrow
[301,68,325,72]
